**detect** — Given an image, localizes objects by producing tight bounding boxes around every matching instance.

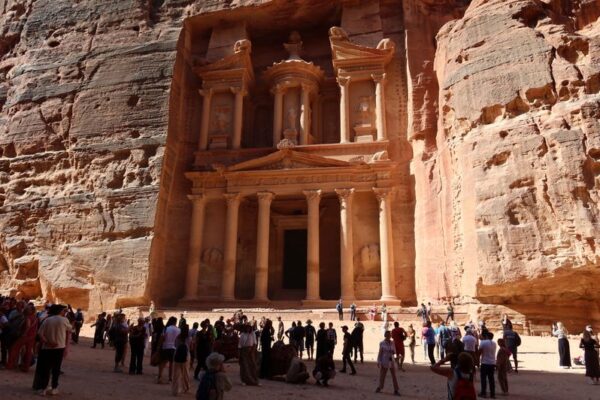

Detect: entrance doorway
[282,229,307,290]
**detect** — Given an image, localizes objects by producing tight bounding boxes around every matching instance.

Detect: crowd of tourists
[1,294,600,398]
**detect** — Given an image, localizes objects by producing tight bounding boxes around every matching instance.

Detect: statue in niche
[213,105,230,134]
[284,31,303,61]
[359,244,380,278]
[353,96,375,141]
[283,106,299,143]
[202,247,223,267]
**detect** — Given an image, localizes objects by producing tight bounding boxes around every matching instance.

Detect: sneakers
[49,389,59,396]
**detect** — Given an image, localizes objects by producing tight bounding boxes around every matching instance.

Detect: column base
[379,296,402,305]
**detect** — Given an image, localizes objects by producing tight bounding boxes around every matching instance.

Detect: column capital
[336,76,351,88]
[270,84,285,96]
[224,192,242,205]
[371,73,387,84]
[303,189,322,202]
[335,188,355,207]
[230,86,247,96]
[373,187,394,202]
[187,193,206,203]
[198,88,213,98]
[257,191,274,204]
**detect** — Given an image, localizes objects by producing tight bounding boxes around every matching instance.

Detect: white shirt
[239,332,257,348]
[479,339,497,365]
[462,334,477,352]
[377,340,396,369]
[162,325,181,349]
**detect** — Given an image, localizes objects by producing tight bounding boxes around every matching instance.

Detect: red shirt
[391,327,407,351]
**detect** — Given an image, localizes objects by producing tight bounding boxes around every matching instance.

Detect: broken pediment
[225,149,350,172]
[193,39,255,90]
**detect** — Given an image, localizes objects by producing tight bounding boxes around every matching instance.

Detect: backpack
[336,303,342,312]
[451,369,477,400]
[196,370,218,400]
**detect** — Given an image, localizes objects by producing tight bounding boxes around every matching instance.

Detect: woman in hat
[580,325,600,384]
[196,352,232,400]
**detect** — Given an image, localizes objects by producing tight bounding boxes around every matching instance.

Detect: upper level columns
[254,191,274,301]
[221,192,242,301]
[183,194,207,300]
[372,73,387,141]
[337,77,350,144]
[198,89,213,151]
[303,189,321,301]
[231,88,246,149]
[300,84,311,145]
[272,85,284,146]
[336,188,355,301]
[374,187,398,301]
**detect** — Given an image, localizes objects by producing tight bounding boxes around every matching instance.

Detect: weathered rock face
[413,0,600,328]
[1,0,599,328]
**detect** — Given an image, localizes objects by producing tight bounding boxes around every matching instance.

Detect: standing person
[292,320,306,358]
[351,320,364,364]
[111,313,129,373]
[7,303,38,371]
[336,299,344,321]
[172,327,190,396]
[501,314,513,331]
[259,319,274,379]
[479,331,497,398]
[196,352,232,399]
[580,325,600,385]
[91,312,107,349]
[431,352,477,400]
[406,323,416,364]
[238,324,259,385]
[375,330,400,396]
[438,321,451,360]
[158,317,180,384]
[32,304,72,396]
[350,302,357,321]
[104,314,113,347]
[194,320,213,379]
[422,321,436,365]
[502,325,521,373]
[188,322,199,369]
[305,320,316,360]
[128,317,146,375]
[72,308,84,344]
[316,322,329,360]
[496,338,511,396]
[418,303,428,323]
[391,322,407,371]
[381,303,388,322]
[426,302,433,321]
[285,321,296,344]
[277,316,285,341]
[462,328,478,367]
[326,322,337,356]
[552,322,572,368]
[339,326,356,375]
[151,317,164,356]
[369,304,377,321]
[446,301,454,323]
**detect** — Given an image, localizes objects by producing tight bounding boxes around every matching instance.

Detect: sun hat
[206,352,225,370]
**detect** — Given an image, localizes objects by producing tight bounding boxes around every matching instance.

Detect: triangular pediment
[225,149,350,172]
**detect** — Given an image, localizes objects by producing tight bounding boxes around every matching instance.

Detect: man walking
[351,321,364,364]
[339,326,356,375]
[33,304,72,396]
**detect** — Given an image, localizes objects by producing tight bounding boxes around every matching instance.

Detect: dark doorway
[283,229,307,290]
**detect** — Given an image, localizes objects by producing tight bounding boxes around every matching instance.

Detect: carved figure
[287,107,298,131]
[214,106,230,134]
[234,39,252,54]
[360,244,380,276]
[376,38,395,51]
[202,248,223,266]
[356,96,373,126]
[371,150,390,162]
[329,26,349,41]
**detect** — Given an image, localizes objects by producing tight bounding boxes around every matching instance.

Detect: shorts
[508,346,517,358]
[160,348,175,362]
[394,345,405,357]
[293,339,304,351]
[305,340,314,350]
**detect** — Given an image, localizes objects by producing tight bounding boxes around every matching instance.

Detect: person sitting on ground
[313,352,335,387]
[285,350,310,384]
[431,352,477,400]
[196,352,232,400]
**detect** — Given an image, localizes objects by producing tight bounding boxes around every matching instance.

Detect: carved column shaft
[374,187,397,300]
[300,85,311,145]
[338,77,350,143]
[184,194,207,299]
[231,88,245,149]
[272,87,284,147]
[199,89,212,150]
[254,192,274,301]
[373,73,387,141]
[304,190,321,301]
[336,188,355,301]
[221,193,241,301]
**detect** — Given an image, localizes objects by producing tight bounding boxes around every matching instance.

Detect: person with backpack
[502,326,521,373]
[479,331,497,398]
[431,351,477,400]
[196,352,232,400]
[336,299,344,321]
[438,321,452,359]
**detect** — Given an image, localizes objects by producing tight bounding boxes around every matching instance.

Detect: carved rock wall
[413,0,600,328]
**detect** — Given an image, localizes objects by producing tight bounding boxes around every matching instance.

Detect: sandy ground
[0,317,598,400]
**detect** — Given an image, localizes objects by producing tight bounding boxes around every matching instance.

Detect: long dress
[316,328,329,359]
[580,338,600,378]
[259,329,272,379]
[553,328,571,367]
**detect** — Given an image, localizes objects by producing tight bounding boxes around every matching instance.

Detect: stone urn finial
[284,31,304,61]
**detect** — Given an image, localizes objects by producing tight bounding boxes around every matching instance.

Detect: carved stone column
[184,194,207,300]
[254,191,274,301]
[372,73,387,141]
[337,77,350,143]
[221,193,241,301]
[374,187,398,301]
[272,85,284,147]
[198,89,213,150]
[300,84,311,145]
[303,189,321,301]
[335,188,355,301]
[231,87,245,149]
